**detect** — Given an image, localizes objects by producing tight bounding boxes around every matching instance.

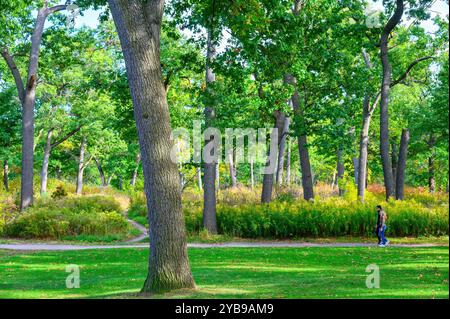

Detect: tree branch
[1,48,25,104]
[50,126,82,149]
[391,56,435,87]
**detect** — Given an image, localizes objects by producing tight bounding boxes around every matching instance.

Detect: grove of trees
[1,0,448,293]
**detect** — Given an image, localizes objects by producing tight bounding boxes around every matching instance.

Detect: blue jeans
[378,225,387,245]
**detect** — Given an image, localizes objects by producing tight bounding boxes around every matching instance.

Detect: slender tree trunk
[391,141,398,185]
[395,129,409,200]
[337,149,345,196]
[76,137,87,195]
[196,167,202,190]
[1,4,68,210]
[3,160,9,192]
[108,0,195,293]
[331,169,337,190]
[276,117,290,186]
[428,135,436,193]
[261,111,284,203]
[118,176,123,190]
[40,129,54,195]
[285,138,291,186]
[250,158,254,189]
[202,27,218,234]
[130,153,141,186]
[352,157,359,185]
[228,152,237,188]
[379,0,403,201]
[94,158,107,186]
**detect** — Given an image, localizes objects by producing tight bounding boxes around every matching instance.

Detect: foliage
[2,196,129,239]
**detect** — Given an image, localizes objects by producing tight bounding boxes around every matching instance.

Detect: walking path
[0,242,442,251]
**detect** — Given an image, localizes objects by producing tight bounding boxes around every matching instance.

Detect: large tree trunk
[202,28,218,234]
[130,153,141,186]
[3,160,9,192]
[337,149,345,196]
[40,129,54,195]
[76,137,87,195]
[379,0,404,201]
[395,129,409,200]
[285,138,291,186]
[276,117,290,186]
[108,0,195,293]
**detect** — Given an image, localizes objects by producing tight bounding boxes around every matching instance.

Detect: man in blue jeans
[376,205,389,247]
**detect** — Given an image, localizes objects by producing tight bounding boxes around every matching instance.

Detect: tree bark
[130,153,141,186]
[40,128,54,195]
[379,0,404,201]
[3,160,9,192]
[108,0,195,293]
[202,26,218,234]
[337,149,345,196]
[395,129,409,200]
[76,137,87,195]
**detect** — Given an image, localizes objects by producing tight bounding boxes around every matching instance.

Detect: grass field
[0,247,448,299]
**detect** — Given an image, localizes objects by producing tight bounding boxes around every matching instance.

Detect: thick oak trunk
[395,129,409,200]
[108,0,195,293]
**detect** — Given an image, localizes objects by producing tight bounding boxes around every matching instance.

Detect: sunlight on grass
[0,247,448,299]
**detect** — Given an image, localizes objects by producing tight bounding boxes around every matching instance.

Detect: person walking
[376,205,389,247]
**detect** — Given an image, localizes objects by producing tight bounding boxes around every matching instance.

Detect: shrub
[184,198,448,238]
[3,196,129,239]
[51,185,68,200]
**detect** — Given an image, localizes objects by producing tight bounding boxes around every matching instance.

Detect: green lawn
[0,247,448,299]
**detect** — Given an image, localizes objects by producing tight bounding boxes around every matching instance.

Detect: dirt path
[0,242,442,251]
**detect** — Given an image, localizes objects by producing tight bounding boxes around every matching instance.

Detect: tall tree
[1,1,68,209]
[107,0,195,293]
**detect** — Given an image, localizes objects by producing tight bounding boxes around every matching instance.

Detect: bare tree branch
[1,48,25,104]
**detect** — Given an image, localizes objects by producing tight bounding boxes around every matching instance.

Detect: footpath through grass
[0,246,448,299]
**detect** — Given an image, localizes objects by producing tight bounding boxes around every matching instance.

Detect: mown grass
[0,246,448,299]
